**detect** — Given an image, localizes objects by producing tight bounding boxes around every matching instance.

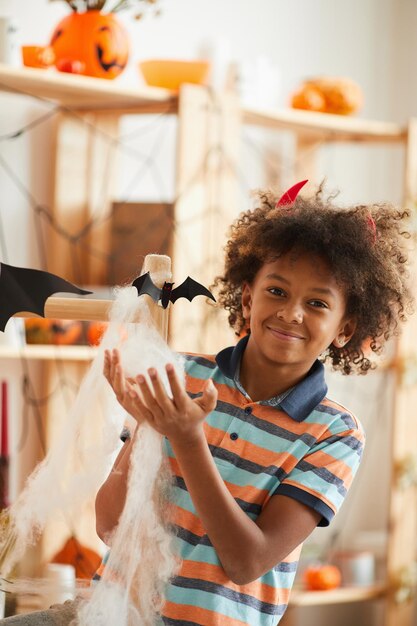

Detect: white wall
[0,0,416,622]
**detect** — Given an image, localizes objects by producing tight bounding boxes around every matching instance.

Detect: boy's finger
[166,364,188,410]
[103,350,111,380]
[113,363,125,398]
[148,368,172,411]
[198,379,218,413]
[109,349,118,382]
[129,385,155,426]
[136,374,162,415]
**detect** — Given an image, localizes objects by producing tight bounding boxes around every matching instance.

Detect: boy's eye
[309,300,328,309]
[268,287,286,296]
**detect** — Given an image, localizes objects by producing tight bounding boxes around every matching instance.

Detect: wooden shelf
[0,344,97,361]
[242,107,407,143]
[0,65,407,143]
[0,64,178,112]
[289,583,387,607]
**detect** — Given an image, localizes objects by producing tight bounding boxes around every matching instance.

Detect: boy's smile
[240,251,356,400]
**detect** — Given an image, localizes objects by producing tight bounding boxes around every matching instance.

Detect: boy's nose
[276,304,303,324]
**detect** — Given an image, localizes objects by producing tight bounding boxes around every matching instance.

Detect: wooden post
[385,118,417,626]
[49,111,120,285]
[170,85,239,354]
[140,254,170,340]
[294,134,321,186]
[85,112,120,286]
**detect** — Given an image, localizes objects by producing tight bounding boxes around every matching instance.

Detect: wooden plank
[289,583,387,607]
[0,64,177,111]
[385,118,417,626]
[85,112,120,285]
[48,111,92,283]
[294,136,321,186]
[49,110,121,285]
[243,107,406,143]
[280,584,387,626]
[0,345,96,361]
[109,201,174,286]
[170,85,239,353]
[14,297,113,322]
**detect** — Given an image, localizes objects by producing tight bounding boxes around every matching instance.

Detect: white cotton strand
[0,321,123,574]
[78,425,178,626]
[78,305,182,625]
[0,285,183,626]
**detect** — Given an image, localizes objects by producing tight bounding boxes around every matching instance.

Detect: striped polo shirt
[162,335,365,625]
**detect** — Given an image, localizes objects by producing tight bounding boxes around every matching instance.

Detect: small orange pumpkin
[50,320,83,345]
[50,11,130,80]
[24,318,54,344]
[291,85,326,113]
[86,321,108,346]
[291,77,363,116]
[303,564,342,591]
[51,536,102,580]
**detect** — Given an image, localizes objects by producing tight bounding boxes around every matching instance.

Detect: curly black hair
[214,186,414,375]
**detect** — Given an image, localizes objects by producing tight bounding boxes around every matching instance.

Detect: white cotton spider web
[0,283,183,625]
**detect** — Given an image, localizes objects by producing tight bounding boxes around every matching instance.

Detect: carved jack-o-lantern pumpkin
[50,11,130,80]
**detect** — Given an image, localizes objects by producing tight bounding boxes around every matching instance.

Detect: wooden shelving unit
[0,65,416,626]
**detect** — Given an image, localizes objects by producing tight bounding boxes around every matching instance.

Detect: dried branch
[49,0,79,11]
[49,0,161,15]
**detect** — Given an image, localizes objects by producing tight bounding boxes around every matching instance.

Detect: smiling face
[241,251,356,376]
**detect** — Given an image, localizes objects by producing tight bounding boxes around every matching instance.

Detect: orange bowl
[22,45,55,68]
[139,59,210,90]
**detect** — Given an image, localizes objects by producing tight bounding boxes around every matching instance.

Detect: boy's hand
[129,362,217,445]
[103,349,145,425]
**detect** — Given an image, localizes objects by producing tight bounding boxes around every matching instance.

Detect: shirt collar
[215,335,328,422]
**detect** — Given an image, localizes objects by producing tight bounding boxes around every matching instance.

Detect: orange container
[21,45,55,68]
[139,59,210,90]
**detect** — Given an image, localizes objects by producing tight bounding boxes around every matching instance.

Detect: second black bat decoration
[132,272,216,309]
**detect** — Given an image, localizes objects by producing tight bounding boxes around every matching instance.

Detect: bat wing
[132,272,162,303]
[170,277,216,304]
[0,263,92,332]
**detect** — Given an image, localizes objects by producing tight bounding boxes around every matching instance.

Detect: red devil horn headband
[276,179,308,207]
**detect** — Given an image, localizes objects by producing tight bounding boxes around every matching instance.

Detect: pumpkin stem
[86,0,108,9]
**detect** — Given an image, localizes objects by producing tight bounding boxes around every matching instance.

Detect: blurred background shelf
[0,64,177,112]
[0,65,407,143]
[0,345,97,361]
[289,583,387,607]
[242,107,406,143]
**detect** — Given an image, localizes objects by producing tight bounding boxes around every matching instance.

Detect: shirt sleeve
[273,421,365,527]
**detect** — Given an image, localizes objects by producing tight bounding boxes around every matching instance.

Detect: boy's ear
[332,317,357,348]
[241,282,252,320]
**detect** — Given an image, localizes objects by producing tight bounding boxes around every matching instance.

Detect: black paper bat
[0,262,92,332]
[132,272,216,309]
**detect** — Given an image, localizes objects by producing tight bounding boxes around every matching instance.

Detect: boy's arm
[171,434,321,585]
[95,424,137,542]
